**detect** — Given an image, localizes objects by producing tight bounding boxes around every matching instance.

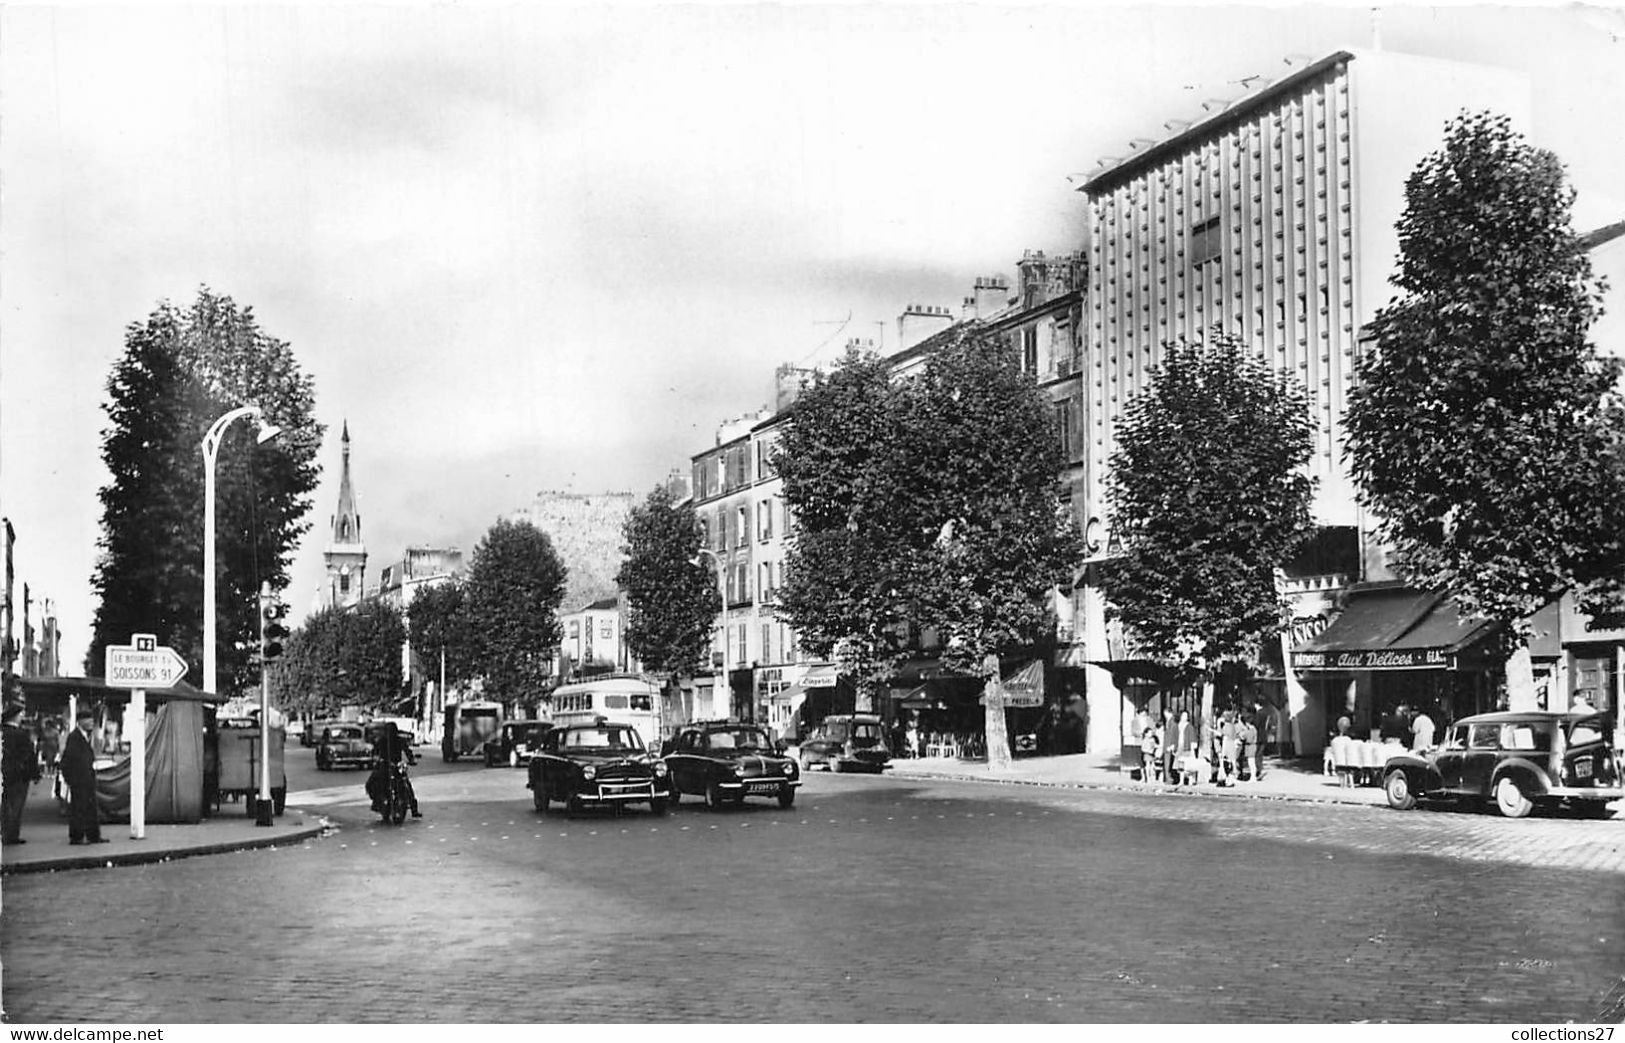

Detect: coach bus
[549,675,663,749]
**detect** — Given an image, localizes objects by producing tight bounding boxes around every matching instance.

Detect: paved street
[4,762,1624,1024]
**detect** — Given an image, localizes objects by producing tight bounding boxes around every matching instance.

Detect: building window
[762,624,774,664]
[736,506,748,547]
[1190,216,1222,267]
[759,498,773,541]
[1022,327,1038,374]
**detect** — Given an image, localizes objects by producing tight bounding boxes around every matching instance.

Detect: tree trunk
[983,653,1012,772]
[1504,645,1539,712]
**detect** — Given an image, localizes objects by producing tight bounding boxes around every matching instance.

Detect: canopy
[1291,585,1499,672]
[95,700,208,824]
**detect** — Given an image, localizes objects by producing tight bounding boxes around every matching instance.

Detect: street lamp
[202,405,282,697]
[690,547,729,715]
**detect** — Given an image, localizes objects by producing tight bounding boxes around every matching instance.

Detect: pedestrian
[1236,712,1257,783]
[60,709,108,845]
[1140,724,1161,783]
[1410,705,1436,753]
[1200,710,1219,784]
[1159,708,1178,785]
[1168,711,1196,786]
[1218,709,1239,786]
[3,706,41,845]
[1250,701,1271,780]
[39,717,61,776]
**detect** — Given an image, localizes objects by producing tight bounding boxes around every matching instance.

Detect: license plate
[749,782,779,793]
[1576,757,1593,780]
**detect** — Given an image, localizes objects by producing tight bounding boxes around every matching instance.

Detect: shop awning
[15,675,217,705]
[1291,585,1499,672]
[800,664,838,689]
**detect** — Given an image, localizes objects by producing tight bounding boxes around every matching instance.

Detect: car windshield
[326,727,361,741]
[708,728,773,750]
[563,727,644,751]
[850,723,883,746]
[1499,724,1553,753]
[1568,719,1608,746]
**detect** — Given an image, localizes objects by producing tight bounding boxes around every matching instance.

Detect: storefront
[1290,583,1499,754]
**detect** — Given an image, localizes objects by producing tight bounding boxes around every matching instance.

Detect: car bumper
[327,755,374,768]
[835,758,889,773]
[1546,785,1625,801]
[572,780,671,805]
[719,778,802,795]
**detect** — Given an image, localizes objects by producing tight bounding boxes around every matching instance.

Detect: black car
[1382,710,1622,818]
[314,722,374,771]
[665,720,801,809]
[484,720,551,768]
[527,719,670,816]
[798,714,891,773]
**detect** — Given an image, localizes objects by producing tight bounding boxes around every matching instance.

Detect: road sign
[104,633,188,689]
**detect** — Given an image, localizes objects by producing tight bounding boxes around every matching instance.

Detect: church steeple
[323,420,368,609]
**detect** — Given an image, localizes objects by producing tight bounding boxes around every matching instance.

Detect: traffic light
[261,596,290,662]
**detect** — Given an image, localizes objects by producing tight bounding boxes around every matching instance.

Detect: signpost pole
[129,688,146,840]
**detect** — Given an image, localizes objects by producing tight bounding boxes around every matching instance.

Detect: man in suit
[2,705,41,844]
[60,708,107,845]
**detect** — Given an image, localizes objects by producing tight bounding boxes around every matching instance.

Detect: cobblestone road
[4,769,1622,1023]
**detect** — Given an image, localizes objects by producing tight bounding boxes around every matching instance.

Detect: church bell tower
[323,421,368,609]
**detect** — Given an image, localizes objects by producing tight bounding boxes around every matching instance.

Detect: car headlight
[654,762,668,776]
[732,764,746,777]
[582,766,597,781]
[782,762,795,776]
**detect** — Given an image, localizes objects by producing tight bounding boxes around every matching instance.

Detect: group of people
[3,705,109,846]
[1135,703,1274,787]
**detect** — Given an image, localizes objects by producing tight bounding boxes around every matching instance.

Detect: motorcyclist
[365,721,421,818]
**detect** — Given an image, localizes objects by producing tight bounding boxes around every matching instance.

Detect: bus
[549,675,663,750]
[442,699,504,762]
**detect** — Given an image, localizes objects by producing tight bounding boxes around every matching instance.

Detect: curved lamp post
[202,406,282,696]
[690,547,729,716]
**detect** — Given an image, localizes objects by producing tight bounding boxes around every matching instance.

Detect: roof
[1082,50,1355,195]
[15,675,218,704]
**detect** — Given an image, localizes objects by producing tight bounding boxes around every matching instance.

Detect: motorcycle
[373,759,417,824]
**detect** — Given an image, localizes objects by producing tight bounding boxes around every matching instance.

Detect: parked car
[1381,710,1622,818]
[665,720,800,808]
[799,713,891,773]
[527,719,669,816]
[485,720,552,768]
[314,722,375,771]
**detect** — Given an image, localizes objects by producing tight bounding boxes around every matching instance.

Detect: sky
[3,2,1623,673]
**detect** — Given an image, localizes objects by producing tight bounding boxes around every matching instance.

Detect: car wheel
[799,755,812,772]
[1383,770,1416,811]
[705,784,726,810]
[829,757,844,774]
[778,786,796,809]
[1495,776,1534,819]
[651,798,669,816]
[566,797,584,819]
[533,787,548,813]
[668,781,680,806]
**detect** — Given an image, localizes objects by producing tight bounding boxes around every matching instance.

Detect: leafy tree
[464,518,567,703]
[615,484,721,679]
[90,288,323,695]
[269,601,406,715]
[1343,111,1625,696]
[1102,333,1317,687]
[406,581,479,694]
[776,334,1081,766]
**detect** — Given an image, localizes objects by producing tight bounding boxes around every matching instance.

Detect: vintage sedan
[1381,710,1622,818]
[665,720,800,809]
[484,720,551,768]
[527,720,669,816]
[314,722,374,771]
[799,713,891,774]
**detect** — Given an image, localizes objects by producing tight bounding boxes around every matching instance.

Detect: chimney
[772,362,815,412]
[972,275,1010,319]
[897,304,955,351]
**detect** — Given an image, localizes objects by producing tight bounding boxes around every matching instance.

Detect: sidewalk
[889,749,1493,809]
[1,778,328,875]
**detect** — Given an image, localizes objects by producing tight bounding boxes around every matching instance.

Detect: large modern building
[1077,48,1535,754]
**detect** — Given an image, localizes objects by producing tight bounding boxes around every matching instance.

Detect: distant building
[322,422,368,611]
[557,594,639,678]
[508,491,636,611]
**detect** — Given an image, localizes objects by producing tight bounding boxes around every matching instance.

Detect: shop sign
[1291,647,1449,671]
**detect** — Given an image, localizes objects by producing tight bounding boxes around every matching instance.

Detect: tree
[776,333,1081,766]
[270,601,406,715]
[1343,111,1625,699]
[615,484,721,681]
[1102,333,1317,692]
[406,582,479,695]
[463,518,567,704]
[90,288,323,695]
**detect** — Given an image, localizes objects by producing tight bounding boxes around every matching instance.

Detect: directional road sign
[104,633,188,690]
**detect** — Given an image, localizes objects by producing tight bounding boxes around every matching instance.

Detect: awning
[1291,585,1499,672]
[15,675,218,705]
[979,660,1045,708]
[891,684,945,711]
[800,664,838,689]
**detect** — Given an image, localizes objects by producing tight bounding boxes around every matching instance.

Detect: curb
[0,820,330,876]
